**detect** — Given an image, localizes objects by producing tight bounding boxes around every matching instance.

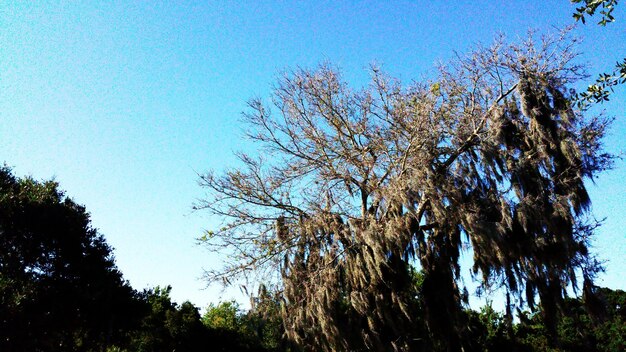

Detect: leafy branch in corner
[571,0,624,109]
[572,0,619,25]
[575,58,626,109]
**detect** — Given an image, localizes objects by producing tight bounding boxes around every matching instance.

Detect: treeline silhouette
[1,166,623,351]
[0,166,278,352]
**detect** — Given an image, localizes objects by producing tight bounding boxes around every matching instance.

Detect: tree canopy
[0,166,284,352]
[0,166,142,351]
[198,31,613,351]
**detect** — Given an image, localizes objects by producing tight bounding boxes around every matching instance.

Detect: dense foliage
[0,166,143,351]
[202,292,286,352]
[0,167,278,352]
[472,287,626,352]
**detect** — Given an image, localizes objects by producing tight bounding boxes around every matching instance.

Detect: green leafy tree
[0,166,142,351]
[503,286,626,351]
[465,304,518,352]
[594,288,626,351]
[128,286,212,352]
[167,301,209,350]
[203,300,241,331]
[129,286,178,351]
[247,286,289,351]
[202,300,273,351]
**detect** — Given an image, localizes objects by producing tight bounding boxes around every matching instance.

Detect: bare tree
[197,30,612,351]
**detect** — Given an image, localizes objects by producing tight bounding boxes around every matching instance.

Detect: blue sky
[1,1,624,310]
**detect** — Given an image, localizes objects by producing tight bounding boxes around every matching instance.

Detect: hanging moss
[198,31,612,352]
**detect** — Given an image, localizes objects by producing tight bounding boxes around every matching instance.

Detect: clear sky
[1,1,624,310]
